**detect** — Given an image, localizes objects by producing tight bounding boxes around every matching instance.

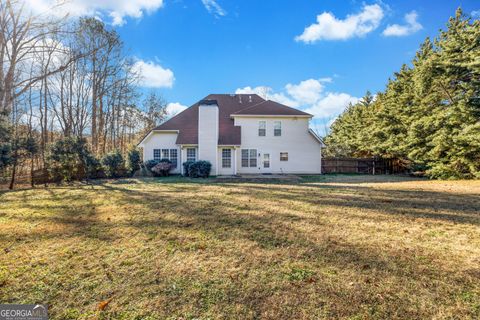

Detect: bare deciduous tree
[0,0,168,189]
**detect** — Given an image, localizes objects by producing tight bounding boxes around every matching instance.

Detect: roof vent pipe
[239,95,242,104]
[248,95,252,103]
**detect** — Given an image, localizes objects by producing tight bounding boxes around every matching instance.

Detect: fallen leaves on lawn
[98,297,113,311]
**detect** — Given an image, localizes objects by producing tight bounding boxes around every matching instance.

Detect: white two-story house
[138,94,324,175]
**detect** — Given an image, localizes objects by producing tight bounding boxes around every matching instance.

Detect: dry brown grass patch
[0,175,479,319]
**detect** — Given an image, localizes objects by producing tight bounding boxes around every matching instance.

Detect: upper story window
[186,148,196,162]
[241,149,257,167]
[258,121,266,136]
[280,152,288,161]
[274,121,282,136]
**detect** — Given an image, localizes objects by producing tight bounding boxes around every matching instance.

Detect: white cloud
[286,79,324,104]
[295,4,384,43]
[318,77,333,83]
[24,0,164,26]
[235,86,298,107]
[304,93,359,119]
[166,102,187,117]
[132,60,175,88]
[201,0,227,17]
[472,10,480,18]
[236,78,359,121]
[234,86,265,96]
[383,11,422,37]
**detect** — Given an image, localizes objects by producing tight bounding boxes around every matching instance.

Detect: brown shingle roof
[231,100,312,116]
[152,94,310,145]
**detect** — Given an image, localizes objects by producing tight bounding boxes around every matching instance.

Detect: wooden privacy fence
[321,157,406,174]
[0,169,58,187]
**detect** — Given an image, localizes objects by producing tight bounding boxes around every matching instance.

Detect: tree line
[324,9,480,179]
[0,0,170,189]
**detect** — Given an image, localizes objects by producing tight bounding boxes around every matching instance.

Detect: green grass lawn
[1,175,479,319]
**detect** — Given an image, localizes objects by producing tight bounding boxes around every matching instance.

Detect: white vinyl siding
[234,117,321,174]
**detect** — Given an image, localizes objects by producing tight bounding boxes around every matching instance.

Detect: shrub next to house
[187,160,212,178]
[144,159,160,172]
[182,160,195,177]
[144,158,173,177]
[151,159,173,177]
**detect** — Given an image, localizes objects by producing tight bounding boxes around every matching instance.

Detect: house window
[161,149,169,159]
[153,149,161,161]
[280,152,288,161]
[258,121,266,136]
[249,149,257,167]
[263,153,270,168]
[170,149,178,168]
[241,149,257,167]
[241,149,249,167]
[153,149,162,160]
[274,121,281,136]
[186,148,196,162]
[155,148,178,168]
[222,149,231,168]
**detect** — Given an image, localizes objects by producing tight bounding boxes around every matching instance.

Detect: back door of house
[261,152,271,173]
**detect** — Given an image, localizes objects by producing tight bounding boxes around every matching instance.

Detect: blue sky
[30,0,479,130]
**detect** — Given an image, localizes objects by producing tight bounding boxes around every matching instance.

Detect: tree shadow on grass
[218,182,480,226]
[299,174,427,184]
[3,179,480,318]
[89,182,480,312]
[3,177,479,258]
[2,187,118,242]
